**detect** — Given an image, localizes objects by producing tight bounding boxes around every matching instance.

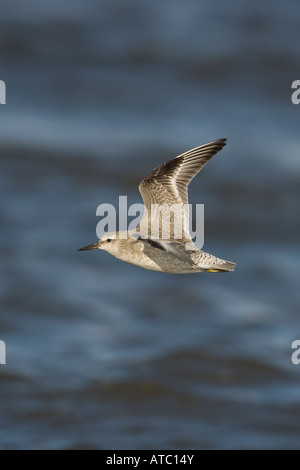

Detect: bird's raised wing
[137,138,227,241]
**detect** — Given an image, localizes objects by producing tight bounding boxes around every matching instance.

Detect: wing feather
[137,138,227,241]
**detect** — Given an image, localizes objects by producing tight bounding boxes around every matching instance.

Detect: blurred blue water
[0,0,300,449]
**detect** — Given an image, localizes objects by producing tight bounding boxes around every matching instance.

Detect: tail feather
[205,259,236,273]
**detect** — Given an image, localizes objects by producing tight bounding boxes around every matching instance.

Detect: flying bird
[78,138,236,274]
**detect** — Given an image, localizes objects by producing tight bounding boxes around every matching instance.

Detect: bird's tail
[198,252,236,273]
[205,259,236,273]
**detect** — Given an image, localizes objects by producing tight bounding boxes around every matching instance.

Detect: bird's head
[77,231,130,255]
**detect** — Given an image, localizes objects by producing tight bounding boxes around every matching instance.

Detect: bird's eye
[107,238,111,242]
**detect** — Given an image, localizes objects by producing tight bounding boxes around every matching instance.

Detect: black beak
[77,242,98,251]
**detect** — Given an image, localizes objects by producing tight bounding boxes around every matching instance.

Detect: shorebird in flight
[78,138,236,274]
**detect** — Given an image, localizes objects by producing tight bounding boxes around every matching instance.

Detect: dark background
[0,0,300,449]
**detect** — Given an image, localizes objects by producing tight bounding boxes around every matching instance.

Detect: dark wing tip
[212,138,227,149]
